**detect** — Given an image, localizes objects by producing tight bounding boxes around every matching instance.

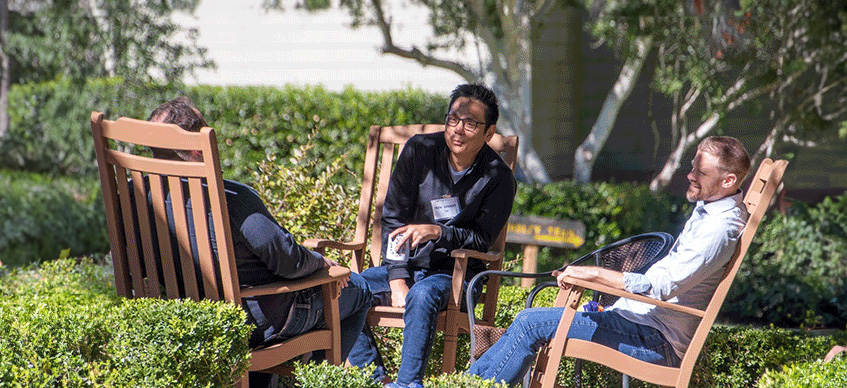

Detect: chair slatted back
[91,112,241,304]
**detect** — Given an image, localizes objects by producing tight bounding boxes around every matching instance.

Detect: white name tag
[431,196,460,221]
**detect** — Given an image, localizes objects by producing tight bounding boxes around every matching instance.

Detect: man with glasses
[348,84,516,388]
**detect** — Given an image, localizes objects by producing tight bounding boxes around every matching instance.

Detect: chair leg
[321,281,343,364]
[441,307,460,373]
[235,372,248,388]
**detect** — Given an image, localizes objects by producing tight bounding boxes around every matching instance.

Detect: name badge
[431,196,460,221]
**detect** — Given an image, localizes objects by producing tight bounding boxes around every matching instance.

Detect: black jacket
[135,177,326,347]
[381,131,516,281]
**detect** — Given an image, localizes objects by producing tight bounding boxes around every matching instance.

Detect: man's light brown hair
[697,136,751,185]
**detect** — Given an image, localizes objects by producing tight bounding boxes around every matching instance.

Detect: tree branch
[573,36,652,182]
[467,0,509,82]
[531,0,557,23]
[368,0,477,81]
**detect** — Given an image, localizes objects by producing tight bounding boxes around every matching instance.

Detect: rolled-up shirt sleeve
[624,272,652,294]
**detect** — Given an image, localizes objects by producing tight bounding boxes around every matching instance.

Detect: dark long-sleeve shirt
[381,132,516,281]
[137,177,326,346]
[223,180,326,285]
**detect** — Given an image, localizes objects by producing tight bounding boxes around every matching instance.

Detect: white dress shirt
[609,190,748,359]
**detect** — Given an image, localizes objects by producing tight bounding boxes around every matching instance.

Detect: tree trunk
[0,0,10,140]
[494,82,551,184]
[573,36,651,183]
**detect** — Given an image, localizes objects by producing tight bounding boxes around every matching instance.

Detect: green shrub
[0,258,251,387]
[188,84,444,185]
[1,79,444,184]
[759,357,847,388]
[724,193,847,328]
[293,362,381,388]
[252,138,359,265]
[424,372,510,388]
[0,169,110,266]
[0,77,175,176]
[289,362,509,388]
[510,181,691,273]
[688,325,841,388]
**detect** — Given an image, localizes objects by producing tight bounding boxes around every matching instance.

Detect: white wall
[174,0,469,94]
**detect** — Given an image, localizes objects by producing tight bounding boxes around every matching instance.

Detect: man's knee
[405,281,449,311]
[511,309,535,332]
[341,272,373,310]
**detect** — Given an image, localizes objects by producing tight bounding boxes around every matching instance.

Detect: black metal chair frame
[467,232,675,388]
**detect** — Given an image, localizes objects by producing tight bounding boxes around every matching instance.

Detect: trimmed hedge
[0,78,445,185]
[0,258,251,386]
[0,169,109,266]
[759,357,847,388]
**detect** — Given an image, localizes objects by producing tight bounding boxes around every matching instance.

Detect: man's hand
[390,224,442,250]
[323,257,349,289]
[553,266,582,291]
[389,278,411,308]
[553,266,625,291]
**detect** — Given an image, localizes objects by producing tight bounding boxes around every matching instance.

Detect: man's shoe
[384,383,425,388]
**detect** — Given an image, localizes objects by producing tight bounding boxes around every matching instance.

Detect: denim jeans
[348,265,477,386]
[250,272,372,387]
[468,308,681,387]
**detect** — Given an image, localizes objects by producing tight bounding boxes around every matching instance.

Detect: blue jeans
[468,308,680,387]
[250,272,371,387]
[348,266,475,386]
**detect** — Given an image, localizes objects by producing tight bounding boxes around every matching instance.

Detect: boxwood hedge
[0,258,251,387]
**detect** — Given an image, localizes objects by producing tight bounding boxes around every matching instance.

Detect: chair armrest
[559,277,706,318]
[303,238,366,252]
[450,249,502,262]
[240,266,352,298]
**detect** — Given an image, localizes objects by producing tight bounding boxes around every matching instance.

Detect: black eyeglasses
[445,114,486,132]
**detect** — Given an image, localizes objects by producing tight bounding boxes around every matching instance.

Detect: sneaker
[384,382,425,388]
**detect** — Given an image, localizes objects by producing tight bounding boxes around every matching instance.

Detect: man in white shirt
[469,136,751,386]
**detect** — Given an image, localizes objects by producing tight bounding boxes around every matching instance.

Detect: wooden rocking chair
[529,158,788,388]
[304,124,518,373]
[91,113,350,387]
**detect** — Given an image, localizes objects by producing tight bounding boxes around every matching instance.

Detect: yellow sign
[506,215,585,248]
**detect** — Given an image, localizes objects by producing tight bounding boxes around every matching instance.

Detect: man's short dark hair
[147,96,207,132]
[448,84,499,128]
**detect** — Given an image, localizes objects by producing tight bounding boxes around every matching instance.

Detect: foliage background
[2,79,847,331]
[1,80,845,386]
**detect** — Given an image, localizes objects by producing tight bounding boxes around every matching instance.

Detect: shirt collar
[696,189,744,216]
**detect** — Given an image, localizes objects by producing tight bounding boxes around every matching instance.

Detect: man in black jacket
[347,84,516,388]
[146,97,372,387]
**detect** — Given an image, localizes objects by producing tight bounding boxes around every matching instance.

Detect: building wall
[531,6,584,180]
[532,8,846,201]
